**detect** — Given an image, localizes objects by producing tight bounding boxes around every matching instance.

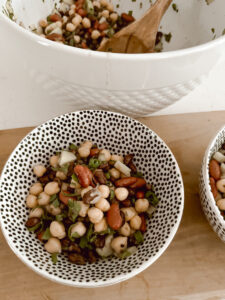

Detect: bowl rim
[202,124,225,226]
[1,10,225,61]
[0,110,184,287]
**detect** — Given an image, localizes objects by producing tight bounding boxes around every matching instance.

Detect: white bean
[29,207,44,218]
[213,151,225,163]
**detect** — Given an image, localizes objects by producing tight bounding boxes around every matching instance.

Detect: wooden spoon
[98,0,172,53]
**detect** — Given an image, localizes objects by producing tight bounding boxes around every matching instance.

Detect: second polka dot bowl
[199,126,225,242]
[0,110,184,287]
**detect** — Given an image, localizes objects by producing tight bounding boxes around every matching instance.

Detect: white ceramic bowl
[0,110,184,287]
[0,0,225,116]
[200,125,225,242]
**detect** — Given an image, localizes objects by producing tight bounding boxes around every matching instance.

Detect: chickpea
[46,204,61,216]
[130,215,142,230]
[110,12,118,22]
[29,182,43,196]
[100,0,109,7]
[115,187,129,201]
[50,155,59,168]
[44,182,60,195]
[70,222,86,237]
[111,154,123,163]
[107,2,114,12]
[81,186,93,198]
[109,168,120,179]
[39,19,48,28]
[38,192,50,206]
[119,222,131,237]
[26,194,38,208]
[101,10,109,18]
[72,14,82,26]
[66,22,75,32]
[78,141,92,158]
[111,236,127,254]
[77,201,89,217]
[50,221,66,239]
[217,199,225,210]
[82,17,91,28]
[74,35,81,43]
[98,149,111,161]
[44,237,61,254]
[88,207,104,224]
[135,198,149,213]
[121,207,137,221]
[91,29,101,40]
[29,207,44,218]
[94,218,107,232]
[95,198,110,212]
[216,179,225,193]
[98,185,110,198]
[61,182,69,191]
[56,171,67,180]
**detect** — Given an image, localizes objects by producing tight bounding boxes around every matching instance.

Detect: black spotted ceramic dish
[200,126,225,242]
[0,110,184,287]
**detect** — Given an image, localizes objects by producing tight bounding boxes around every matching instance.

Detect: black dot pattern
[200,128,225,241]
[0,110,184,287]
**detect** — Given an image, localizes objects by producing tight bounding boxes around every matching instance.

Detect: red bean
[107,203,122,230]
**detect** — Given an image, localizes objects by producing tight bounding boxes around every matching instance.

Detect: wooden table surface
[1,111,225,300]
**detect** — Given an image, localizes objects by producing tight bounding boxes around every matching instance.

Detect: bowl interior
[0,111,183,287]
[1,0,225,51]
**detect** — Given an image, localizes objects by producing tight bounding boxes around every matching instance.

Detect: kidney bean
[37,231,44,241]
[46,33,64,41]
[74,165,93,187]
[107,203,123,230]
[209,159,221,180]
[77,8,87,17]
[59,191,76,205]
[90,148,100,157]
[87,250,97,263]
[136,191,145,199]
[68,253,86,265]
[130,178,146,189]
[98,22,109,31]
[140,214,147,232]
[115,177,137,187]
[122,199,131,207]
[25,217,40,228]
[210,177,218,198]
[93,20,99,29]
[94,169,107,184]
[68,243,82,253]
[49,14,62,22]
[94,236,105,248]
[121,13,135,22]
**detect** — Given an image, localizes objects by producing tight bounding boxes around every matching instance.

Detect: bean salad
[209,143,225,218]
[25,141,159,264]
[36,0,136,50]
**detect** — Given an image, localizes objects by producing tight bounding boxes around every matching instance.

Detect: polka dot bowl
[199,126,225,242]
[0,110,184,287]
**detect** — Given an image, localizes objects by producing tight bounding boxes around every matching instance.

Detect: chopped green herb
[52,198,60,208]
[86,224,94,241]
[211,28,215,34]
[107,28,115,38]
[164,32,172,43]
[222,29,225,35]
[89,235,97,243]
[109,190,115,201]
[72,173,78,182]
[133,172,143,178]
[63,191,78,197]
[51,253,58,264]
[131,197,136,205]
[132,0,136,2]
[68,224,80,241]
[79,236,93,249]
[69,143,77,151]
[85,0,94,15]
[128,10,133,16]
[105,172,111,179]
[134,231,144,244]
[42,227,51,240]
[89,158,101,170]
[119,250,132,259]
[145,190,159,206]
[50,194,58,203]
[68,199,81,222]
[99,227,115,235]
[60,163,69,174]
[139,2,143,9]
[116,4,120,8]
[56,214,64,222]
[172,3,178,12]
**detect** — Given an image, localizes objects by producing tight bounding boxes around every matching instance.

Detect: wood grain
[1,112,225,300]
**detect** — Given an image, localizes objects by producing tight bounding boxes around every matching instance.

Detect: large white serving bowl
[0,0,225,116]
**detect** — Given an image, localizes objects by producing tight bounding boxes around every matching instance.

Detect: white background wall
[0,41,225,130]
